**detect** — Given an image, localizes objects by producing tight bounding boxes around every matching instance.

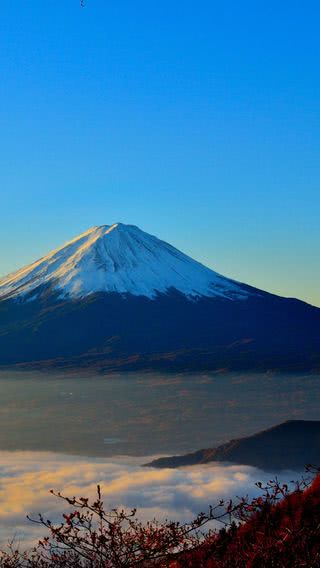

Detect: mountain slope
[0,223,319,372]
[145,420,320,470]
[0,223,251,301]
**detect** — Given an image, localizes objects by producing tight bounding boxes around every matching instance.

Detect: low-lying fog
[0,371,318,546]
[0,371,319,456]
[0,451,305,546]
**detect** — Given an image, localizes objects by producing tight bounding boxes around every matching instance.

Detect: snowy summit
[0,223,252,301]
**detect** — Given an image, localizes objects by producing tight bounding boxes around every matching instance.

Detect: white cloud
[0,451,301,549]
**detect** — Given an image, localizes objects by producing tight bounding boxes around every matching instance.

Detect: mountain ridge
[145,420,320,471]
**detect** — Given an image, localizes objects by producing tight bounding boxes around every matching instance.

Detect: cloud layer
[0,451,301,549]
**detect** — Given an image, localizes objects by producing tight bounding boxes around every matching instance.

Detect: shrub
[1,469,319,567]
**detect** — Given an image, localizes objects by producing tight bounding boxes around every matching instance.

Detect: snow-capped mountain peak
[0,223,252,301]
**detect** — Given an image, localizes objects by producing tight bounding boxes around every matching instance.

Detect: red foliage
[173,471,320,567]
[1,472,320,567]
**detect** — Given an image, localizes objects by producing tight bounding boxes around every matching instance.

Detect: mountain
[145,420,320,470]
[0,223,319,372]
[0,223,253,302]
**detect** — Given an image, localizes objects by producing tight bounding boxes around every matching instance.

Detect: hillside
[146,420,320,470]
[173,472,320,567]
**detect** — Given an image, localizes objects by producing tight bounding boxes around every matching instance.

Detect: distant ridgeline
[145,420,320,471]
[0,223,320,372]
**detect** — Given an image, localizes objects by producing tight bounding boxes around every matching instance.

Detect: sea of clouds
[0,451,302,549]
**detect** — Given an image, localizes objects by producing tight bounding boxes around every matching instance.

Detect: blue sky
[0,0,319,305]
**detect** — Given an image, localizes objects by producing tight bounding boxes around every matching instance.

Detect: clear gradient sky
[0,1,319,306]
